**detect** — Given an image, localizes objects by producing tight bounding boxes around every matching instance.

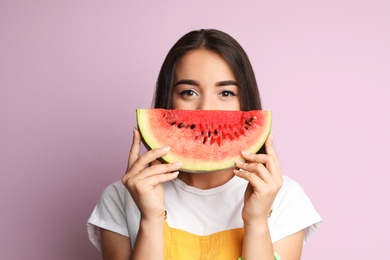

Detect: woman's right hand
[121,128,181,221]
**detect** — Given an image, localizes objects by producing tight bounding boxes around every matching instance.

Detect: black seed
[245,118,254,126]
[190,124,196,129]
[203,137,207,144]
[201,131,204,136]
[208,131,211,137]
[244,126,248,130]
[214,129,218,135]
[178,123,184,128]
[171,121,176,125]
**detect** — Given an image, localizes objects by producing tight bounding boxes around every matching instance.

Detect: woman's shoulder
[274,175,320,215]
[98,180,128,204]
[91,180,139,227]
[102,180,126,192]
[278,176,306,196]
[270,176,322,243]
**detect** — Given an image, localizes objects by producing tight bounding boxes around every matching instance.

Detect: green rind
[136,109,162,152]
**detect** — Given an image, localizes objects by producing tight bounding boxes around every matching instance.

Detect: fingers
[123,144,182,183]
[134,161,182,181]
[127,128,142,172]
[235,133,283,186]
[234,166,268,192]
[235,160,273,183]
[122,160,181,193]
[123,127,182,188]
[240,151,281,180]
[132,146,172,172]
[150,159,162,166]
[127,127,171,173]
[123,165,180,188]
[130,168,180,187]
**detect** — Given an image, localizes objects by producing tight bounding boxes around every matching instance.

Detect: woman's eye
[179,90,197,97]
[220,91,236,97]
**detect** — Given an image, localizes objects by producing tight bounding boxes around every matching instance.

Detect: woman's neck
[177,168,236,189]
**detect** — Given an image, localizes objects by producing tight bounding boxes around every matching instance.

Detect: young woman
[87,29,322,260]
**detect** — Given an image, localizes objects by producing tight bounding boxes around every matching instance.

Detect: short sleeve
[268,176,322,244]
[87,181,130,251]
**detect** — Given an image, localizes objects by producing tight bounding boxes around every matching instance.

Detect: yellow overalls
[163,221,244,259]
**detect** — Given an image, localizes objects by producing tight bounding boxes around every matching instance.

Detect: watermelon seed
[214,129,218,135]
[208,131,211,137]
[178,123,184,128]
[246,119,254,126]
[203,137,207,144]
[190,124,196,129]
[201,131,204,136]
[171,121,176,125]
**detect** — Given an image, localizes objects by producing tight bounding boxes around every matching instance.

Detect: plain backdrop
[1,0,389,259]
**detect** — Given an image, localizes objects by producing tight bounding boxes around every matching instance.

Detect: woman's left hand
[234,133,283,225]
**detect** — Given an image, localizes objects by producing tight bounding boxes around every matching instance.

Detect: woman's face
[172,49,241,111]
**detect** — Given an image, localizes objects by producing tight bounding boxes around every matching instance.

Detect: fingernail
[162,146,170,152]
[241,150,251,156]
[235,160,243,165]
[171,171,180,175]
[172,161,182,167]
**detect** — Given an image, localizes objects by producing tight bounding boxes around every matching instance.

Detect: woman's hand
[121,129,181,221]
[234,133,283,225]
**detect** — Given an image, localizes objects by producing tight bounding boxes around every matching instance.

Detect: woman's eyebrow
[174,79,199,86]
[216,80,238,86]
[174,79,238,87]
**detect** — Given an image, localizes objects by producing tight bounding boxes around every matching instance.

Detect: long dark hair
[153,29,262,111]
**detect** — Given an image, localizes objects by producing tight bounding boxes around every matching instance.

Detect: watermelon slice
[136,109,272,173]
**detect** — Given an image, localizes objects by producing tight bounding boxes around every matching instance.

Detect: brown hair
[153,29,262,111]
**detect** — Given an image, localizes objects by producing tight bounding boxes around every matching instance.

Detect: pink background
[1,0,389,259]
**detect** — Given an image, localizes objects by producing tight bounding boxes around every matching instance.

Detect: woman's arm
[273,230,304,260]
[100,216,166,260]
[236,133,304,259]
[101,228,131,260]
[100,129,180,260]
[130,216,165,259]
[100,217,166,260]
[241,227,304,260]
[241,220,274,259]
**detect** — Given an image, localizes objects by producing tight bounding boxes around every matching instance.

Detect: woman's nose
[197,95,216,110]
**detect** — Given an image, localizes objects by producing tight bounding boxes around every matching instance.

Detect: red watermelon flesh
[136,109,272,173]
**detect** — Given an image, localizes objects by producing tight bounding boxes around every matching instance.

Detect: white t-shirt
[87,175,322,251]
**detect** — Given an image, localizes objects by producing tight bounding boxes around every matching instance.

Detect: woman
[87,29,322,260]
